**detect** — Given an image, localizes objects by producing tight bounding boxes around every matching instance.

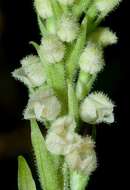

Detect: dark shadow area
[0,0,129,189]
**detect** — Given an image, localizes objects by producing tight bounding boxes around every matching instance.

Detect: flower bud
[34,0,53,19]
[57,15,79,42]
[12,55,46,88]
[24,87,61,122]
[46,116,82,155]
[95,0,122,17]
[66,136,97,175]
[40,36,65,64]
[57,0,75,5]
[89,27,118,47]
[79,42,104,74]
[80,92,114,124]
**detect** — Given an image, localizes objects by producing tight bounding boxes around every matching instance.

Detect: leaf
[18,156,36,190]
[31,119,63,190]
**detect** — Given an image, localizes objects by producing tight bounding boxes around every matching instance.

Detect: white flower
[12,55,46,88]
[34,0,53,19]
[89,27,118,47]
[95,0,122,17]
[57,15,79,42]
[66,136,97,175]
[79,42,104,74]
[57,0,75,5]
[46,116,82,155]
[80,92,114,124]
[40,36,65,64]
[24,87,61,121]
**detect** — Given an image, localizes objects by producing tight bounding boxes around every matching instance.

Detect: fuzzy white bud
[40,36,65,64]
[24,87,61,122]
[46,116,82,155]
[89,27,118,47]
[34,0,53,19]
[12,55,46,88]
[79,42,104,74]
[66,136,97,175]
[57,15,79,42]
[95,0,122,17]
[57,0,75,5]
[80,92,114,124]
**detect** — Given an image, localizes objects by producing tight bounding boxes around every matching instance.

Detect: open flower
[46,116,82,155]
[12,55,46,88]
[57,14,79,42]
[40,35,65,64]
[24,87,61,122]
[95,0,122,17]
[89,27,118,47]
[66,136,97,175]
[80,92,114,124]
[34,0,53,19]
[79,42,104,74]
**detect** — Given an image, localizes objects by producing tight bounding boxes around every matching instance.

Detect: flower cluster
[46,116,97,175]
[13,0,121,188]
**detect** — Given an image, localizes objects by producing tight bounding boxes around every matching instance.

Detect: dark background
[0,0,129,189]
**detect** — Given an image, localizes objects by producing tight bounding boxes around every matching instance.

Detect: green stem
[63,162,70,190]
[68,81,79,124]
